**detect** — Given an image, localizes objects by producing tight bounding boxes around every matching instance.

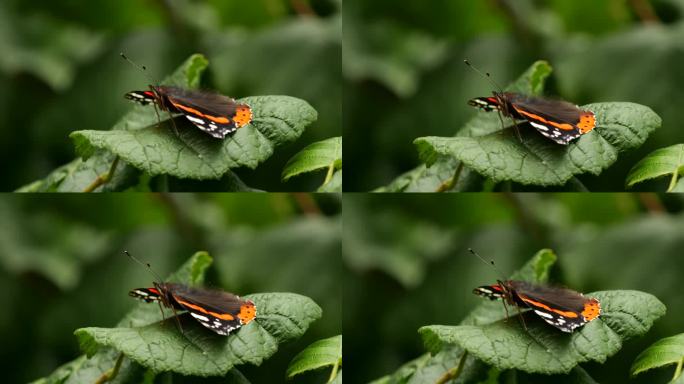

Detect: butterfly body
[473,279,600,333]
[125,85,252,139]
[468,92,596,145]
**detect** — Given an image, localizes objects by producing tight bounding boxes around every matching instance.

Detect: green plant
[19,55,318,192]
[286,335,342,382]
[32,251,322,382]
[380,61,661,192]
[373,249,666,383]
[627,144,684,192]
[282,136,342,192]
[631,333,684,383]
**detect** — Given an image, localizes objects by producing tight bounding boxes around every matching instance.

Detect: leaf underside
[286,334,342,379]
[630,333,684,377]
[626,143,684,188]
[282,136,342,182]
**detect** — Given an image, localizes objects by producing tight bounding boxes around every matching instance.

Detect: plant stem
[434,351,468,384]
[667,169,679,192]
[673,357,684,381]
[323,162,335,186]
[94,352,124,384]
[436,162,464,192]
[83,156,120,193]
[327,358,341,382]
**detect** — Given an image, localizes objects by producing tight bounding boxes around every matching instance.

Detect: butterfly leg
[514,305,528,331]
[496,108,523,143]
[501,299,511,322]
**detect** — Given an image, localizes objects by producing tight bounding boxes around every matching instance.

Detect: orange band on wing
[237,302,256,324]
[518,295,579,318]
[512,107,576,131]
[169,101,231,124]
[173,296,235,320]
[581,299,601,321]
[577,113,596,134]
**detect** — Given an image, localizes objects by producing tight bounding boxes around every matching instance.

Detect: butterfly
[473,279,600,333]
[130,282,257,336]
[468,92,596,145]
[125,85,253,139]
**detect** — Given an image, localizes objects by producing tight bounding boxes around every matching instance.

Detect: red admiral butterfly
[465,60,596,145]
[121,54,252,139]
[473,280,601,333]
[126,252,256,336]
[470,249,600,333]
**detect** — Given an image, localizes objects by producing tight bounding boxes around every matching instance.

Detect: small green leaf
[419,290,666,375]
[626,144,684,191]
[415,102,661,186]
[282,137,342,182]
[630,333,684,379]
[286,335,342,380]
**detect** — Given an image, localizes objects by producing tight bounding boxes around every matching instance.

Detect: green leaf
[630,333,684,379]
[419,290,666,375]
[286,335,342,380]
[379,60,551,192]
[76,292,321,376]
[282,136,342,182]
[32,252,212,383]
[75,252,322,377]
[67,53,316,181]
[71,94,316,180]
[415,101,661,187]
[626,144,684,191]
[370,250,556,384]
[17,152,139,192]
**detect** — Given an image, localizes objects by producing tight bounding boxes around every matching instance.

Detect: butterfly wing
[125,90,157,106]
[510,281,601,333]
[509,97,595,145]
[159,87,252,139]
[170,286,256,336]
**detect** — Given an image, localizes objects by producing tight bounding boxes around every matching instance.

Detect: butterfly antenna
[124,250,165,283]
[464,60,524,142]
[120,52,158,85]
[468,248,507,281]
[464,59,504,93]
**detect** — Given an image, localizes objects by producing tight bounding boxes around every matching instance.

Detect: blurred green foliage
[0,193,340,383]
[0,0,340,191]
[345,0,684,191]
[344,193,684,383]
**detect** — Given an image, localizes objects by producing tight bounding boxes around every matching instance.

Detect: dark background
[344,0,684,191]
[0,193,341,383]
[0,0,341,192]
[344,193,684,383]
